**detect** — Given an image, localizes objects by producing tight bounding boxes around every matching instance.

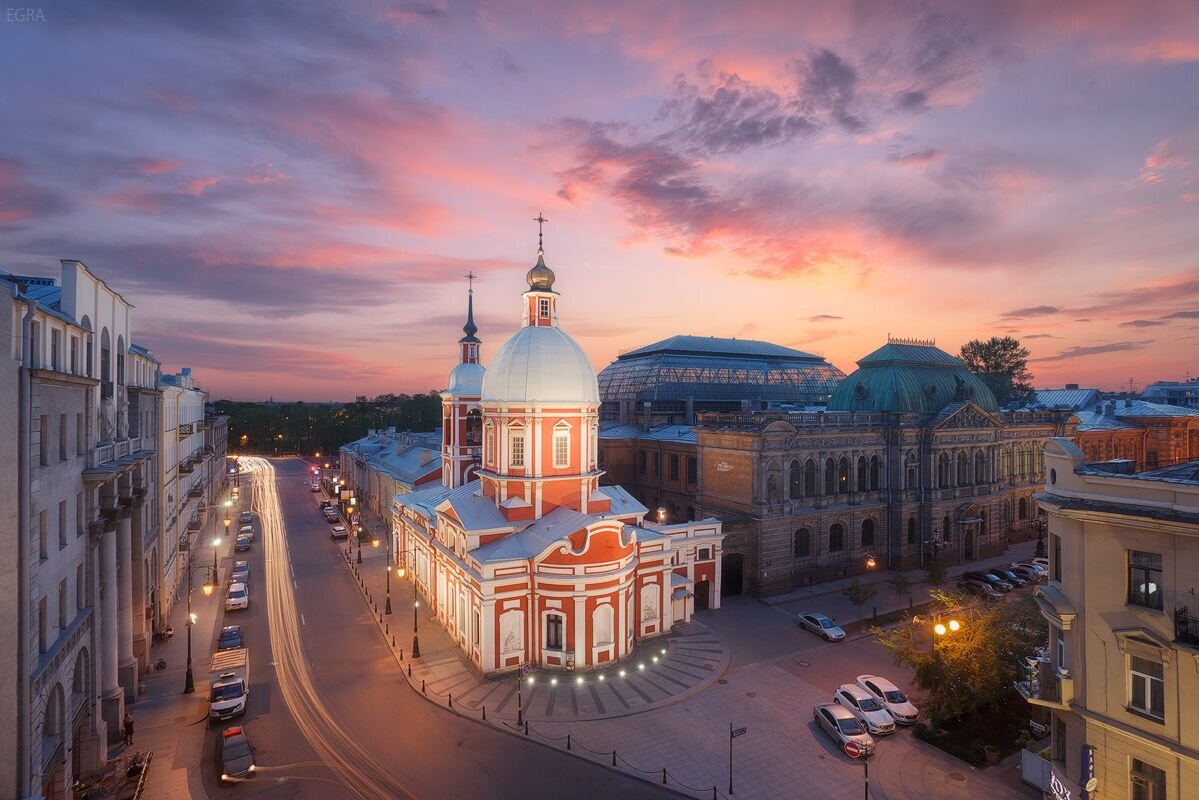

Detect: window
[653,452,660,478]
[869,455,880,490]
[485,430,495,464]
[40,415,49,466]
[1128,655,1164,720]
[30,321,41,368]
[907,518,917,545]
[1127,550,1163,610]
[76,414,84,455]
[837,457,849,493]
[76,492,84,537]
[539,298,550,318]
[38,597,47,654]
[669,454,679,482]
[593,604,614,646]
[856,456,867,492]
[825,459,836,495]
[473,609,481,645]
[76,565,84,610]
[804,459,816,496]
[553,430,569,468]
[51,330,61,370]
[70,337,78,374]
[957,452,970,485]
[789,460,802,499]
[58,580,67,629]
[861,519,875,547]
[638,450,647,475]
[58,501,67,549]
[510,432,525,468]
[545,613,564,650]
[85,336,92,377]
[59,413,67,461]
[1018,497,1029,520]
[39,511,47,560]
[687,457,697,485]
[1052,534,1062,582]
[829,523,845,552]
[794,528,811,558]
[699,547,710,560]
[1131,758,1166,800]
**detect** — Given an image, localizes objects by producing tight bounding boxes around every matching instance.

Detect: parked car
[1015,561,1049,578]
[856,675,919,725]
[812,703,874,757]
[231,560,249,585]
[239,512,253,524]
[1008,564,1044,583]
[956,579,1003,600]
[225,583,249,611]
[235,534,252,552]
[833,684,895,735]
[797,612,846,641]
[219,726,256,781]
[963,571,1012,592]
[986,568,1026,587]
[324,513,340,524]
[330,525,349,540]
[310,483,321,492]
[1030,557,1049,569]
[217,625,244,651]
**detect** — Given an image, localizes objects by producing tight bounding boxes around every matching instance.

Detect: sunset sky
[2,1,1198,400]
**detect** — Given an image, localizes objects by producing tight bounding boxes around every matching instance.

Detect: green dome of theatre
[827,340,998,414]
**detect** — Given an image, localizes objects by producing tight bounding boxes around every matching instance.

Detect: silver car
[834,684,895,735]
[798,612,846,641]
[813,703,874,757]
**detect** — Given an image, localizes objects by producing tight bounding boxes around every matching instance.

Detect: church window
[794,528,811,558]
[687,457,698,485]
[789,460,802,500]
[861,519,875,547]
[465,409,482,445]
[837,457,849,493]
[539,298,550,318]
[907,517,917,545]
[824,459,836,495]
[856,456,867,492]
[486,430,495,464]
[1018,497,1028,520]
[870,456,880,490]
[975,451,986,484]
[510,433,525,468]
[545,613,564,650]
[829,523,845,552]
[942,515,953,543]
[804,459,816,496]
[553,429,570,468]
[957,452,970,485]
[593,604,614,647]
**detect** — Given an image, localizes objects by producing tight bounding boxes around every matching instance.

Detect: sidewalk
[134,515,232,800]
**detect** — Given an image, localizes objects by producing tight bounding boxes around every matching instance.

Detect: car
[238,512,253,524]
[797,612,846,641]
[812,703,874,757]
[986,568,1027,587]
[834,684,895,735]
[217,625,244,651]
[963,571,1012,592]
[219,726,256,781]
[231,560,249,585]
[330,525,349,540]
[310,483,321,492]
[319,500,333,510]
[1030,557,1049,569]
[1013,560,1048,575]
[856,675,919,725]
[1008,564,1044,583]
[956,579,1003,600]
[225,583,249,611]
[325,513,340,524]
[235,534,252,552]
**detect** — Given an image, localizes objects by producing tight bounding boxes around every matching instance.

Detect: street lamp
[657,506,666,525]
[412,599,421,658]
[864,552,878,570]
[356,524,364,564]
[183,564,218,694]
[381,531,392,615]
[211,536,221,576]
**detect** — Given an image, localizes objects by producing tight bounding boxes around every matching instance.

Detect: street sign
[843,741,863,758]
[731,727,747,738]
[520,662,532,676]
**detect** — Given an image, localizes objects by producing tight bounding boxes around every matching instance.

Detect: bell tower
[441,275,485,488]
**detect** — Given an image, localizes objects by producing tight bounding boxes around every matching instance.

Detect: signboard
[843,741,862,758]
[1080,744,1096,798]
[1049,771,1072,800]
[731,727,747,738]
[520,662,532,677]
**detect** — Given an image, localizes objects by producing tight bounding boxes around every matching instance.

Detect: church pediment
[932,401,1003,430]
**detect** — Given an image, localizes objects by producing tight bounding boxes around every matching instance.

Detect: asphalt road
[201,456,671,800]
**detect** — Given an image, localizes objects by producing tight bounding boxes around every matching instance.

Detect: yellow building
[1026,438,1199,800]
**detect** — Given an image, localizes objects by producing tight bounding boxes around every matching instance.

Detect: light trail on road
[241,457,419,800]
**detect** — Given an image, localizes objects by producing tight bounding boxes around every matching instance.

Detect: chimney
[1124,399,1133,408]
[420,449,432,466]
[1065,383,1079,390]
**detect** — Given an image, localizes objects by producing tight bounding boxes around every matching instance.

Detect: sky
[1,1,1198,400]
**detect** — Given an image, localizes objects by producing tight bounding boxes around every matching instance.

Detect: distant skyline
[2,1,1198,400]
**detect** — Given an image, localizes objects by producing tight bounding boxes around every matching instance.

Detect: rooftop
[827,339,998,414]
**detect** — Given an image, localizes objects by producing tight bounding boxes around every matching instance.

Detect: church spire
[460,271,479,343]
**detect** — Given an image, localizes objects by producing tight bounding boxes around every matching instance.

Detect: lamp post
[394,548,420,656]
[211,536,221,577]
[381,530,392,615]
[356,524,363,565]
[412,599,421,658]
[657,506,666,525]
[183,565,217,694]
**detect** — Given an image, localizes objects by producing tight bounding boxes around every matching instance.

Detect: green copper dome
[827,340,998,414]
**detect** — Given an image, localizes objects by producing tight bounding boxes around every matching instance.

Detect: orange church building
[392,242,724,675]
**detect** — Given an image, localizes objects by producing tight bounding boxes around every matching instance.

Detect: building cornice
[29,368,100,389]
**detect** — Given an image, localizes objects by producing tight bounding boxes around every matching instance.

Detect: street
[199,457,671,800]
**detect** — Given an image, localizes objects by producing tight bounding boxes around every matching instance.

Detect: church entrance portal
[721,554,743,598]
[694,580,711,611]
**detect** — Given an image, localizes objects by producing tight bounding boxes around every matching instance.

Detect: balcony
[1175,607,1199,648]
[187,485,204,499]
[1015,657,1074,710]
[197,419,209,430]
[177,460,194,474]
[178,422,194,436]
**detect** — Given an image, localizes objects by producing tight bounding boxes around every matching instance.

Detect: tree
[959,336,1035,406]
[842,577,878,619]
[876,594,1047,729]
[888,572,913,609]
[925,558,947,586]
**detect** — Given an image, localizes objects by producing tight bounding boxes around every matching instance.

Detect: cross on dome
[527,212,556,291]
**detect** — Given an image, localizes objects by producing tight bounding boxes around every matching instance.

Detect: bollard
[449,693,453,708]
[662,769,667,785]
[611,751,617,767]
[566,734,571,751]
[421,679,426,695]
[713,788,717,800]
[385,623,389,635]
[482,705,486,721]
[523,721,529,736]
[407,663,412,677]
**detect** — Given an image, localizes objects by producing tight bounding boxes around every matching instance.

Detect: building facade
[693,338,1075,597]
[339,428,441,523]
[1142,378,1199,410]
[1025,439,1199,800]
[392,248,724,676]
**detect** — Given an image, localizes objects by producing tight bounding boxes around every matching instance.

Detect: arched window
[837,457,849,494]
[861,519,875,547]
[465,409,482,445]
[794,528,811,558]
[804,459,817,497]
[829,523,845,552]
[593,604,614,647]
[938,453,951,487]
[942,515,953,543]
[825,459,836,495]
[907,517,917,545]
[975,451,986,484]
[869,455,880,490]
[980,510,988,534]
[789,460,802,500]
[957,452,970,485]
[1018,497,1029,520]
[856,456,868,492]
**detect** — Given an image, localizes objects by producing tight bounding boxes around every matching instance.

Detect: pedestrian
[123,712,134,746]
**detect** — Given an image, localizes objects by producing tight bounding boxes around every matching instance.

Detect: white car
[1030,557,1049,570]
[797,612,846,641]
[834,684,895,735]
[856,675,918,725]
[812,703,874,757]
[330,525,349,540]
[225,583,249,611]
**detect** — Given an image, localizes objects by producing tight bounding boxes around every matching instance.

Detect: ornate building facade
[694,338,1076,597]
[392,244,724,675]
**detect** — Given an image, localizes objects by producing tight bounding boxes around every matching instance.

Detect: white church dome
[446,362,485,396]
[481,325,599,404]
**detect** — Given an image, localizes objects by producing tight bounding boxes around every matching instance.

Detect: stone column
[99,522,123,743]
[130,497,148,673]
[117,513,137,702]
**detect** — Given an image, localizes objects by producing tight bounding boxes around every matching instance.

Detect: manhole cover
[949,773,966,782]
[746,691,757,698]
[718,679,729,685]
[798,660,810,667]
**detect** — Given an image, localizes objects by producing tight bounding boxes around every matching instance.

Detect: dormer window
[539,298,550,318]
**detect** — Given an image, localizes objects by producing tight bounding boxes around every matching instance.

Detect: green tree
[958,336,1035,406]
[888,572,913,609]
[842,577,878,619]
[925,558,947,587]
[876,594,1047,729]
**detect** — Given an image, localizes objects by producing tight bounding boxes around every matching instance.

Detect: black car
[219,726,256,781]
[963,571,1013,592]
[238,511,253,524]
[985,568,1026,587]
[217,625,244,651]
